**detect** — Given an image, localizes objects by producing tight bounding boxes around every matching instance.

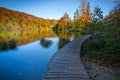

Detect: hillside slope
[0,7,57,31]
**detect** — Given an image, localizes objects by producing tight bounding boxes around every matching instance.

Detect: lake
[0,30,82,80]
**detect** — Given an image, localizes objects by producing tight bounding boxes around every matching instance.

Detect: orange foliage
[58,13,72,28]
[0,7,58,31]
[75,0,90,27]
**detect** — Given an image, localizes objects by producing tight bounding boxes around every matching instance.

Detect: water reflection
[0,29,82,80]
[58,38,70,49]
[40,38,53,48]
[0,38,59,80]
[0,29,82,47]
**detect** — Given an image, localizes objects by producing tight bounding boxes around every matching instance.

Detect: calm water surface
[0,30,82,80]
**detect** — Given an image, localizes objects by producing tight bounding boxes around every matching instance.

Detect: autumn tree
[73,0,90,30]
[73,9,79,21]
[83,6,104,33]
[0,7,55,32]
[53,12,72,31]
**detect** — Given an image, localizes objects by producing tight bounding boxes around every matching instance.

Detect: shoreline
[81,56,120,80]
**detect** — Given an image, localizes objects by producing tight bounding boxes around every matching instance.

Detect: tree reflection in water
[58,38,70,49]
[40,38,53,48]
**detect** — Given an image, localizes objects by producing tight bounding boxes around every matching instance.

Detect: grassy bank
[82,34,120,66]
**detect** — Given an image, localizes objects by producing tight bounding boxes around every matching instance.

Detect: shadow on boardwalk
[44,35,91,80]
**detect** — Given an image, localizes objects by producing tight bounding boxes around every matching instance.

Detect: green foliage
[58,38,70,49]
[0,41,9,50]
[0,39,17,51]
[93,6,103,19]
[83,6,104,34]
[53,24,60,31]
[104,3,120,35]
[83,3,120,35]
[40,38,52,48]
[73,9,79,21]
[103,36,120,62]
[83,3,120,63]
[83,34,120,62]
[9,39,17,49]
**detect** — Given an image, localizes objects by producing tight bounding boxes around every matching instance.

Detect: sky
[0,0,116,19]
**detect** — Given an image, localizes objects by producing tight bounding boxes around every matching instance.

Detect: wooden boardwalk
[43,35,91,80]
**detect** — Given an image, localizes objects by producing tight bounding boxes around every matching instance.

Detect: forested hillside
[0,7,57,31]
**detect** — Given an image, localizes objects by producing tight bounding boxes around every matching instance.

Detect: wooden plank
[43,35,91,80]
[44,78,89,80]
[45,74,89,78]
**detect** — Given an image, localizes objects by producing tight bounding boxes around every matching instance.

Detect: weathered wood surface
[43,35,91,80]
